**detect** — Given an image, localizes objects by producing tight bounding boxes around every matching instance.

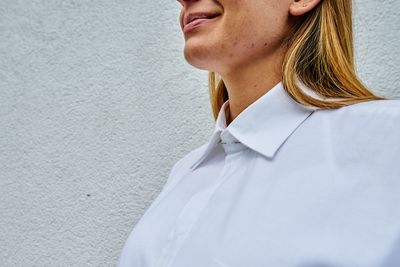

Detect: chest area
[132,151,400,267]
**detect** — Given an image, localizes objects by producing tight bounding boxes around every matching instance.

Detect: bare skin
[177,0,321,125]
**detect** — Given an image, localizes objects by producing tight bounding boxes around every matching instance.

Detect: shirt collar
[189,81,317,171]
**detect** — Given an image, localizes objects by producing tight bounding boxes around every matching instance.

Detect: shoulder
[312,99,400,126]
[335,98,400,115]
[308,99,400,156]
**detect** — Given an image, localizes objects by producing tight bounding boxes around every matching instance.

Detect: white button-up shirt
[117,82,400,267]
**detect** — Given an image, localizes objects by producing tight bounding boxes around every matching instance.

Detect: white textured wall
[0,1,399,266]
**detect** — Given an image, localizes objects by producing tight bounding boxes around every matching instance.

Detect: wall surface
[0,1,399,266]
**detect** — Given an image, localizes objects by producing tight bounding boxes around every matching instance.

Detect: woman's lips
[183,16,220,34]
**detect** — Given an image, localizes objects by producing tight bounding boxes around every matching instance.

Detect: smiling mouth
[183,13,221,33]
[185,12,220,25]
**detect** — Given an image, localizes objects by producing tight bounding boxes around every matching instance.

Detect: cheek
[218,14,278,59]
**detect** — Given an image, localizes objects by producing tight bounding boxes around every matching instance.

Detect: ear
[289,0,322,16]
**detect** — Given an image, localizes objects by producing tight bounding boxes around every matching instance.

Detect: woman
[118,0,400,266]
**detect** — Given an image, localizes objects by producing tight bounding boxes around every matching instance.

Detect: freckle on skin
[251,43,255,48]
[264,42,268,46]
[221,44,225,49]
[233,42,238,46]
[229,53,234,58]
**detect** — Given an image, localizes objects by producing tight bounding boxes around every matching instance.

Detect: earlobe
[289,0,322,17]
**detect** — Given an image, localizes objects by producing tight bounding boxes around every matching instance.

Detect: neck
[220,49,285,126]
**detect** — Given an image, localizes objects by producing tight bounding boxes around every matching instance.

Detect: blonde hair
[208,0,385,120]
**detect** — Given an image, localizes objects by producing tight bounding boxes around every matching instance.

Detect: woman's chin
[184,57,219,72]
[183,43,221,71]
